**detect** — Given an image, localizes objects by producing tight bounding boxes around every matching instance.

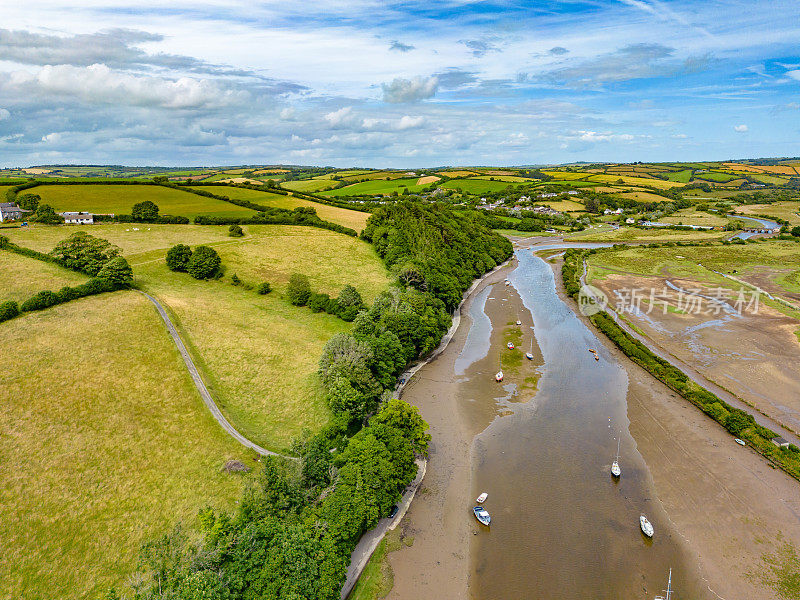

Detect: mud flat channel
[389,243,800,599]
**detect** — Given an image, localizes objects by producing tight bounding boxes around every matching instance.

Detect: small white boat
[640,515,654,538]
[507,342,515,350]
[611,433,621,478]
[495,371,504,382]
[516,320,522,325]
[734,438,746,446]
[476,492,488,503]
[526,339,534,360]
[473,506,491,526]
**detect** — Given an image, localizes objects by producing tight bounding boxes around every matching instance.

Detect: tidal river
[462,248,712,599]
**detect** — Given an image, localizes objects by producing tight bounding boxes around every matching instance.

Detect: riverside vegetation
[120,202,512,599]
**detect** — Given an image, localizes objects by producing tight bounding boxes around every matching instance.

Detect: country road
[139,290,288,458]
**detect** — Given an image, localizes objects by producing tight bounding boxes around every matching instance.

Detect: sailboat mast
[616,433,621,460]
[665,568,673,600]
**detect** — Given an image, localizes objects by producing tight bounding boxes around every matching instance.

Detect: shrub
[308,292,330,313]
[0,300,20,322]
[32,204,63,224]
[257,282,271,295]
[337,284,363,309]
[228,224,244,237]
[97,257,133,287]
[231,273,241,286]
[165,244,192,271]
[791,226,800,237]
[21,290,60,312]
[186,245,221,279]
[287,273,311,306]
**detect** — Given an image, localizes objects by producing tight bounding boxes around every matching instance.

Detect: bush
[97,257,133,287]
[257,282,271,295]
[166,244,192,272]
[186,245,221,279]
[308,292,331,313]
[50,232,121,276]
[131,200,159,222]
[791,226,800,237]
[0,300,20,322]
[20,290,60,312]
[231,273,241,286]
[228,224,244,237]
[287,273,311,306]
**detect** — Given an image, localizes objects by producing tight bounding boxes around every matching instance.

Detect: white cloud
[396,115,425,130]
[4,63,247,109]
[0,108,9,120]
[671,133,688,138]
[786,70,800,81]
[734,124,748,132]
[324,106,354,127]
[382,76,438,103]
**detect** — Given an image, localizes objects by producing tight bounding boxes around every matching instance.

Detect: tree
[337,285,363,309]
[131,200,160,222]
[257,282,271,295]
[50,232,121,275]
[97,257,133,287]
[791,226,800,237]
[32,204,62,224]
[186,246,221,279]
[287,273,311,306]
[228,224,244,237]
[166,244,193,271]
[17,193,40,211]
[370,398,430,455]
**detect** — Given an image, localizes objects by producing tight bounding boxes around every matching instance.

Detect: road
[139,290,287,458]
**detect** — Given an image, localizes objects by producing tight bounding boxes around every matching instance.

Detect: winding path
[139,290,287,458]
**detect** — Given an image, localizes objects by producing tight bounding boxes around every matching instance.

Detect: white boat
[611,434,621,478]
[507,342,515,350]
[473,506,491,526]
[516,320,521,325]
[655,568,674,600]
[526,338,534,360]
[735,438,746,446]
[476,492,488,503]
[495,371,504,382]
[640,515,654,538]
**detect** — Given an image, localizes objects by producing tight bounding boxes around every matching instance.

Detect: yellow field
[0,251,88,303]
[587,174,683,189]
[0,292,247,599]
[417,175,441,185]
[722,163,800,175]
[436,170,479,177]
[618,190,672,203]
[541,171,591,180]
[538,199,585,211]
[472,175,529,182]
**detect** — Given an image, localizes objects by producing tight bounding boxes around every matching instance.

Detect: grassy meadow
[281,178,339,193]
[0,251,88,302]
[733,201,800,226]
[566,226,727,243]
[0,292,248,599]
[321,177,429,196]
[31,184,257,218]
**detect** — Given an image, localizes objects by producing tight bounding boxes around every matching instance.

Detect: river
[460,247,712,599]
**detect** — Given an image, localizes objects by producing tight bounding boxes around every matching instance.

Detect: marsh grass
[0,292,248,599]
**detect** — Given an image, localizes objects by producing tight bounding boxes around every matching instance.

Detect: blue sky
[0,0,798,167]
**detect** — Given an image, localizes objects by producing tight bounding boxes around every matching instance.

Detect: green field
[321,177,428,196]
[0,291,248,599]
[567,226,726,243]
[205,185,370,231]
[660,208,730,227]
[587,174,683,189]
[666,169,693,183]
[0,251,89,302]
[440,178,525,194]
[281,178,339,193]
[30,184,258,218]
[693,171,739,183]
[733,201,800,226]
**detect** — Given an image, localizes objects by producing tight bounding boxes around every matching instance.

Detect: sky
[0,0,798,167]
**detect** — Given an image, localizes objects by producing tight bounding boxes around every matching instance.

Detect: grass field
[0,251,89,302]
[541,171,592,180]
[437,170,479,177]
[281,178,339,193]
[733,202,800,226]
[472,175,530,183]
[660,208,730,227]
[204,185,370,231]
[31,184,258,218]
[126,225,392,452]
[587,174,683,189]
[321,177,428,196]
[666,169,693,183]
[693,171,739,183]
[537,199,585,211]
[440,178,524,194]
[618,190,671,203]
[567,226,726,243]
[0,292,248,599]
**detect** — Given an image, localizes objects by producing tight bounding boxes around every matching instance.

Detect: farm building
[0,202,27,222]
[63,211,94,225]
[772,437,791,449]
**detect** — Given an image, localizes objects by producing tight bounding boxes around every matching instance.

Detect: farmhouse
[63,211,95,225]
[772,436,791,449]
[0,202,27,222]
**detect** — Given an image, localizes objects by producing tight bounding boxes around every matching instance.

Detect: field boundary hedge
[561,247,800,482]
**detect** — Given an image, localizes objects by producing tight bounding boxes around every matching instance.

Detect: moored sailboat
[654,568,674,600]
[640,515,654,538]
[611,433,621,478]
[525,338,534,361]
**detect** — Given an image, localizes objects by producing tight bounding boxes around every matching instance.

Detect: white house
[63,211,94,225]
[0,202,26,222]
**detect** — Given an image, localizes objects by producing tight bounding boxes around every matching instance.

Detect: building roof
[0,202,22,210]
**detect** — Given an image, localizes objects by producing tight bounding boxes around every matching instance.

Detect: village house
[0,202,27,222]
[772,436,791,449]
[63,211,94,225]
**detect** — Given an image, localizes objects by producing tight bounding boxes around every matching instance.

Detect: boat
[735,438,746,446]
[594,354,599,361]
[507,342,515,350]
[473,505,491,526]
[495,371,504,382]
[516,320,522,325]
[640,515,654,538]
[525,338,534,360]
[589,348,597,353]
[655,568,674,600]
[611,433,621,478]
[476,492,488,503]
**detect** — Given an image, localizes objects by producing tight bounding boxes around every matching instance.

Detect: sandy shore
[386,262,516,599]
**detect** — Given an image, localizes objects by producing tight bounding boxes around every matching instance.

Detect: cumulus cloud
[396,115,425,130]
[2,64,248,109]
[786,70,800,81]
[434,69,476,90]
[389,40,415,52]
[734,124,748,132]
[462,39,499,58]
[324,106,355,127]
[381,76,438,103]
